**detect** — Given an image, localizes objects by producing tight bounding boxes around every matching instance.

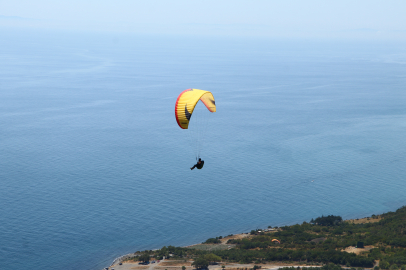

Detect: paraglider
[190,158,204,170]
[175,89,216,169]
[175,89,216,129]
[272,239,281,244]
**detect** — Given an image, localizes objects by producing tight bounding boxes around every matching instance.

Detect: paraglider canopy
[272,239,281,244]
[175,89,216,129]
[175,88,216,161]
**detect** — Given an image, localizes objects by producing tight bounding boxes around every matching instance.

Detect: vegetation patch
[129,206,406,270]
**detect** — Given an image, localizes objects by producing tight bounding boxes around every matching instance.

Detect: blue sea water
[1,30,406,270]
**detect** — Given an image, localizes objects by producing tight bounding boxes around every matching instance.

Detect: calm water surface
[1,31,406,270]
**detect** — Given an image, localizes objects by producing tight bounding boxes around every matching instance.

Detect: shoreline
[103,215,382,270]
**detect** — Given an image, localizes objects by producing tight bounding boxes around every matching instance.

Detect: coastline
[104,215,381,270]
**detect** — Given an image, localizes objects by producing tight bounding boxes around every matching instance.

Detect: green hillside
[129,206,406,269]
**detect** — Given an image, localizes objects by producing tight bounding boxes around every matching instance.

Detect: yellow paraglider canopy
[175,89,216,129]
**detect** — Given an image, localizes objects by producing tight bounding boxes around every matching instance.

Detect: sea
[1,29,406,270]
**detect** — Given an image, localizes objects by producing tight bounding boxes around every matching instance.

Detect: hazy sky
[1,0,406,39]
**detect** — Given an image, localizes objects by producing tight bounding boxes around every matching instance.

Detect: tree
[139,253,150,263]
[204,253,222,264]
[204,237,221,244]
[314,215,343,226]
[182,266,186,270]
[380,261,390,270]
[192,258,209,270]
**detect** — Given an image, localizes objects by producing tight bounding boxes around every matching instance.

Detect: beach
[107,255,296,270]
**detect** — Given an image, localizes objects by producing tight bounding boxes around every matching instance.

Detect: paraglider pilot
[191,158,204,170]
